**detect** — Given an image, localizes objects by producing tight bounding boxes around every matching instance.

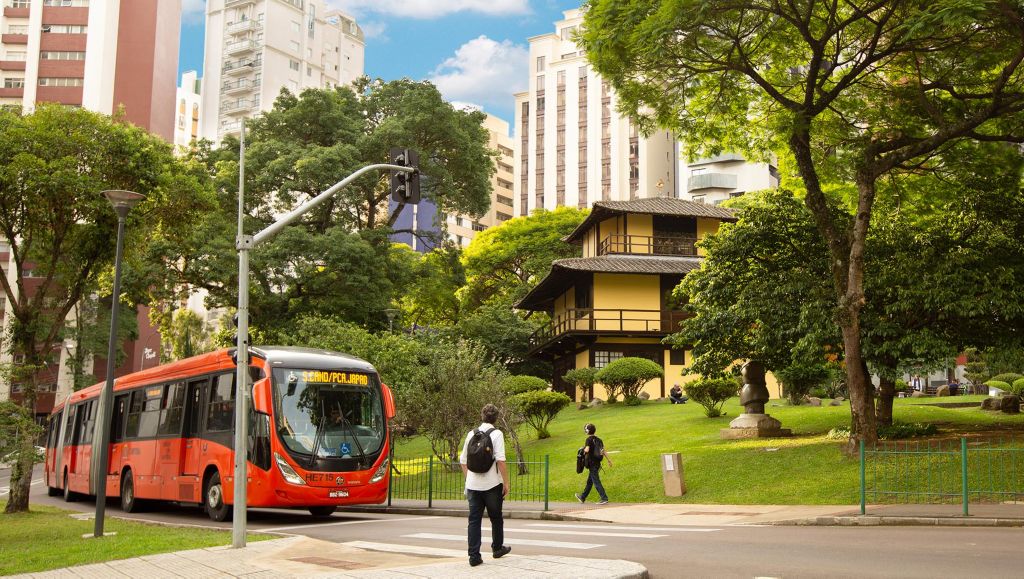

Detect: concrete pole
[233,120,250,548]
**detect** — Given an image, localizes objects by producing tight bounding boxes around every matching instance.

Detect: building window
[289,40,300,53]
[560,25,576,41]
[3,77,25,89]
[291,20,300,32]
[307,66,312,76]
[496,212,512,222]
[41,24,87,34]
[6,25,29,34]
[40,51,86,60]
[10,0,30,7]
[557,70,565,86]
[38,77,83,87]
[289,59,300,71]
[593,350,624,369]
[691,167,707,175]
[536,56,545,72]
[5,52,27,61]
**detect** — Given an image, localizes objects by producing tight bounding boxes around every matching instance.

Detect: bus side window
[206,374,235,432]
[158,382,185,436]
[66,405,80,446]
[124,390,143,438]
[79,400,95,446]
[137,387,162,439]
[112,395,128,443]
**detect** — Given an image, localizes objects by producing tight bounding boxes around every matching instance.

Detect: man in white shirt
[459,403,512,567]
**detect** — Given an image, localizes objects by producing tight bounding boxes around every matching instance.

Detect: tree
[582,0,1024,444]
[595,357,663,405]
[685,378,739,418]
[510,390,572,439]
[776,361,834,405]
[0,105,213,513]
[166,309,211,361]
[563,367,598,402]
[449,295,549,376]
[462,207,587,308]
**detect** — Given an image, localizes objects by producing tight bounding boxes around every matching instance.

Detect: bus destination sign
[298,370,369,386]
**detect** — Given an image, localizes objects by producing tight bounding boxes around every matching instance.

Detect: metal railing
[860,437,1024,516]
[528,308,689,350]
[598,234,698,257]
[388,454,550,510]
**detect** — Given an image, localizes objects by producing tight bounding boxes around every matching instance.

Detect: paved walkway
[17,501,1024,578]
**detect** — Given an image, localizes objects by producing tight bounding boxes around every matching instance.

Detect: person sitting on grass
[669,383,688,405]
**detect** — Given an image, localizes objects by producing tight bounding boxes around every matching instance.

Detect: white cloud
[181,0,206,24]
[359,21,388,40]
[331,0,530,19]
[429,36,528,111]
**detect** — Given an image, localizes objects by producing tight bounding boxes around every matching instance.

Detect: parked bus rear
[43,346,395,520]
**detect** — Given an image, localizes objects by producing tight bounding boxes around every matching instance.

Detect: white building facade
[200,0,364,144]
[680,153,780,205]
[174,70,202,149]
[513,9,677,217]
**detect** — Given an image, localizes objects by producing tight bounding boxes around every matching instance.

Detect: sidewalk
[350,499,1024,527]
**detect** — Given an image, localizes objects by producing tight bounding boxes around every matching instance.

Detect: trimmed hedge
[985,380,1011,392]
[989,373,1023,385]
[685,378,738,418]
[502,375,548,395]
[595,357,664,404]
[1009,378,1024,396]
[509,389,571,439]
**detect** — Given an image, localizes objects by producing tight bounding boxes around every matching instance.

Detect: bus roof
[54,346,378,412]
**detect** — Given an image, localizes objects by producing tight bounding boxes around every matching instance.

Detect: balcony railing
[220,97,258,115]
[223,57,260,75]
[224,39,258,55]
[225,19,260,35]
[528,308,689,351]
[597,234,697,257]
[222,78,255,94]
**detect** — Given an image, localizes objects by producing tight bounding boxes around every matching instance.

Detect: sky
[178,0,586,125]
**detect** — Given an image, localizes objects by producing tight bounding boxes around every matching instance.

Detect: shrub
[985,380,1011,393]
[502,375,548,395]
[595,357,663,404]
[989,373,1023,385]
[685,377,738,417]
[563,367,598,401]
[826,422,938,440]
[776,362,832,405]
[509,390,571,439]
[1010,378,1024,396]
[808,386,828,399]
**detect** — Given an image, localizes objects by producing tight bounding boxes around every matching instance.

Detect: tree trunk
[500,416,528,475]
[4,433,35,513]
[876,375,896,427]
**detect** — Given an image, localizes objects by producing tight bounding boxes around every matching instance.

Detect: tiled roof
[516,256,703,310]
[564,197,737,243]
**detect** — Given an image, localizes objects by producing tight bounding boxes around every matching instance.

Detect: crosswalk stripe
[343,541,466,558]
[0,479,43,496]
[404,532,603,550]
[485,526,665,539]
[526,523,721,533]
[259,515,443,533]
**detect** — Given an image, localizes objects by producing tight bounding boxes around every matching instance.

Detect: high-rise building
[0,0,180,418]
[0,0,180,141]
[680,153,780,205]
[200,0,364,143]
[174,70,202,149]
[392,113,516,251]
[513,8,677,216]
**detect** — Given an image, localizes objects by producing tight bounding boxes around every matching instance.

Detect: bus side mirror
[382,383,396,419]
[251,378,272,414]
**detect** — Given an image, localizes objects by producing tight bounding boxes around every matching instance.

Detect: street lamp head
[102,190,146,218]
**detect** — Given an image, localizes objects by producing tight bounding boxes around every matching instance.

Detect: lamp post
[93,189,146,538]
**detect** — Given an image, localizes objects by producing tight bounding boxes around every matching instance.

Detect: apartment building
[513,8,677,217]
[392,113,516,252]
[0,0,180,418]
[680,153,780,205]
[174,70,202,149]
[200,0,364,143]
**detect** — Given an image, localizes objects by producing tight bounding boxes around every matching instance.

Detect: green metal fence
[387,454,550,510]
[860,437,1024,515]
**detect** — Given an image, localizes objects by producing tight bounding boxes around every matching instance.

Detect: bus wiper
[307,397,327,469]
[336,412,367,469]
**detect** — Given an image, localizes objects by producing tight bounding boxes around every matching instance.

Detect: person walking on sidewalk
[459,403,512,567]
[575,422,612,505]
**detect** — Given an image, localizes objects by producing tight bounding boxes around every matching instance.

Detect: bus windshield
[272,368,385,461]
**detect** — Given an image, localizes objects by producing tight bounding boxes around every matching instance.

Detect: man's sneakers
[493,545,512,559]
[574,493,585,503]
[469,557,483,567]
[597,499,609,505]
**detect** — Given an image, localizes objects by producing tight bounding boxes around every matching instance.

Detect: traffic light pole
[232,161,415,548]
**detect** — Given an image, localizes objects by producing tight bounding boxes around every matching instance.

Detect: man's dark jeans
[580,463,608,502]
[467,483,504,560]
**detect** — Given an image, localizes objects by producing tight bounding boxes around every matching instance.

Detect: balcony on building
[527,308,690,355]
[222,77,254,95]
[225,18,260,36]
[597,234,697,257]
[0,59,26,71]
[1,33,29,45]
[223,57,259,76]
[221,97,258,116]
[224,39,258,56]
[687,172,738,192]
[219,119,242,138]
[4,0,30,18]
[224,0,255,6]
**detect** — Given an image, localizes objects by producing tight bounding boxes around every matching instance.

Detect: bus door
[107,394,128,479]
[157,382,186,501]
[181,377,208,478]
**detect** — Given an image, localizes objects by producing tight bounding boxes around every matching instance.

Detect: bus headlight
[275,453,306,485]
[370,457,390,483]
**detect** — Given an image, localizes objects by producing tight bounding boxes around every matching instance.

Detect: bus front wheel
[62,472,78,502]
[120,470,143,513]
[205,472,232,522]
[308,506,336,517]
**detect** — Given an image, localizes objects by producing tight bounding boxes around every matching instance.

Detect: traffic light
[390,147,420,204]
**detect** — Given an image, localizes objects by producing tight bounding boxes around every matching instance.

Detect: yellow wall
[592,273,660,332]
[626,214,653,254]
[696,218,720,257]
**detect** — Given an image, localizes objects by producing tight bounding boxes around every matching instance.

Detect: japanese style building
[517,197,737,401]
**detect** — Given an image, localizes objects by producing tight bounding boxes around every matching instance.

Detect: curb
[346,505,586,521]
[770,516,1024,527]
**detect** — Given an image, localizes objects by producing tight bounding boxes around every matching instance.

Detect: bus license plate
[329,490,349,498]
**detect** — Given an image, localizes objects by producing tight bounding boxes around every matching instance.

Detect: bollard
[661,452,686,496]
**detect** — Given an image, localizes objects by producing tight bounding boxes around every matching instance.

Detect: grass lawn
[0,504,270,575]
[393,396,1024,505]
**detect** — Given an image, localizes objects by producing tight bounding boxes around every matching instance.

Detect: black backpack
[466,427,496,473]
[576,447,585,474]
[587,436,605,467]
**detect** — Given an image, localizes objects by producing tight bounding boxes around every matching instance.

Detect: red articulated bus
[43,346,395,520]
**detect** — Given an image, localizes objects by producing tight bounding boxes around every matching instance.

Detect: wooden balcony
[528,308,689,355]
[597,234,697,257]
